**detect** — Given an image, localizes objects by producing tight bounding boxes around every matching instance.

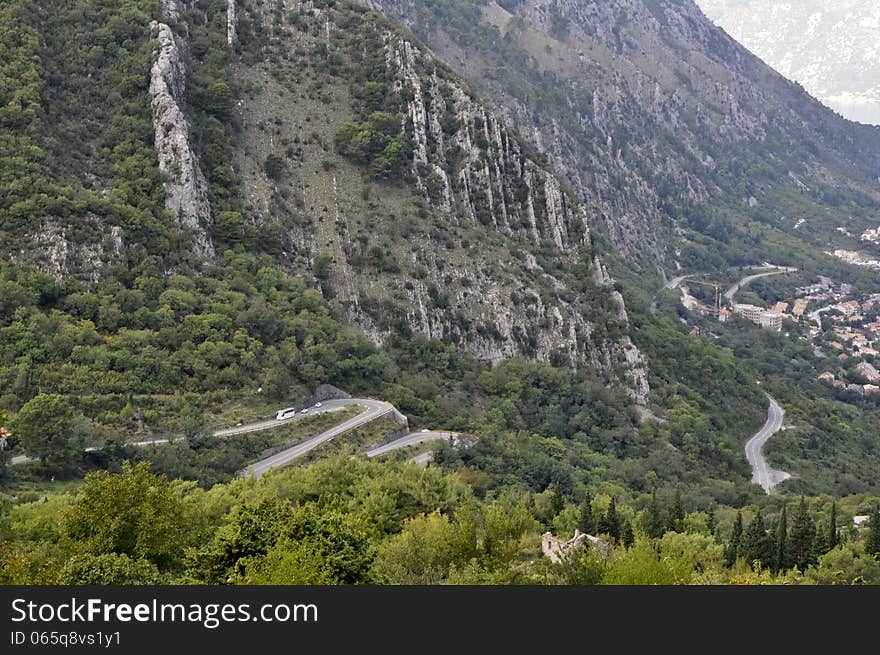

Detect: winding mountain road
[366,430,459,469]
[7,391,796,492]
[6,398,409,475]
[724,266,796,302]
[664,273,702,290]
[745,395,790,493]
[365,431,454,458]
[241,398,402,478]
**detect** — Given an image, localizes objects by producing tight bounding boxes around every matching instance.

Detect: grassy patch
[252,406,364,450]
[0,474,84,505]
[295,415,406,466]
[203,393,310,431]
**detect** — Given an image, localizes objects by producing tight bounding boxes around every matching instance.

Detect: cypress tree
[598,497,621,543]
[706,508,718,542]
[621,518,634,548]
[788,497,817,571]
[742,508,772,570]
[867,506,880,558]
[607,497,621,543]
[643,490,664,539]
[667,488,686,533]
[813,522,828,561]
[766,519,777,572]
[828,502,838,551]
[725,511,743,567]
[548,483,565,518]
[578,492,594,535]
[775,505,787,572]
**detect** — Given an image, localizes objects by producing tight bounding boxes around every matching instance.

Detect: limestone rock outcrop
[227,0,237,45]
[149,21,214,258]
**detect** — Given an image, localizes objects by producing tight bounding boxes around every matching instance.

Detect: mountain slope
[0,0,792,504]
[225,0,649,398]
[0,0,649,401]
[357,0,880,496]
[364,0,880,279]
[2,0,877,496]
[231,0,879,496]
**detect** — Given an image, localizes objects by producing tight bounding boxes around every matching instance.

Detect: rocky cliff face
[161,0,181,22]
[227,0,237,45]
[18,222,122,284]
[366,0,880,275]
[149,20,215,258]
[389,35,649,400]
[229,0,649,401]
[393,37,582,250]
[4,0,650,403]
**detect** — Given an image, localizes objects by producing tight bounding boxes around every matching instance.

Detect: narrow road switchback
[745,395,790,494]
[724,265,796,302]
[365,431,455,458]
[242,398,400,478]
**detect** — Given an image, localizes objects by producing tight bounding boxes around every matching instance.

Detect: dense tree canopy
[2,456,878,585]
[14,394,80,467]
[64,461,187,569]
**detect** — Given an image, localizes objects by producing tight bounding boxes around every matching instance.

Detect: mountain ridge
[363,0,880,279]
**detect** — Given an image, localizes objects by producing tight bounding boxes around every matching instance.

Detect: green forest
[2,458,878,584]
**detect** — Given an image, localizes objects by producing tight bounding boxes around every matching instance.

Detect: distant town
[676,268,880,398]
[802,276,880,396]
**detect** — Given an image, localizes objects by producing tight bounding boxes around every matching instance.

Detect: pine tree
[828,502,838,551]
[788,497,817,571]
[867,506,880,558]
[643,490,665,539]
[742,508,772,570]
[667,488,686,533]
[775,505,787,572]
[725,511,743,567]
[577,492,594,535]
